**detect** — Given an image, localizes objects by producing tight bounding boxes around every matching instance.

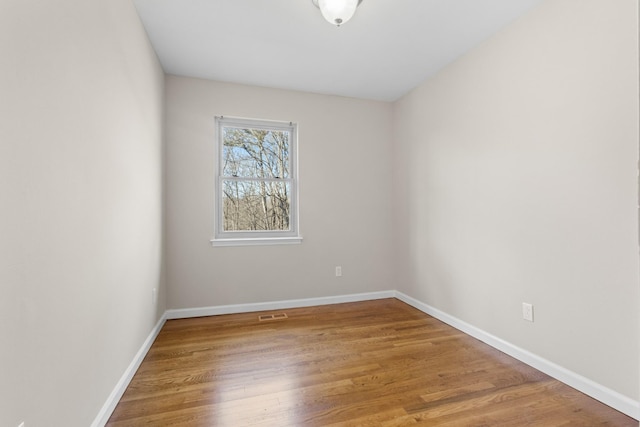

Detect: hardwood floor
[107,299,636,426]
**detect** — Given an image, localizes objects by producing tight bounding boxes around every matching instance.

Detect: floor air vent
[258,313,288,322]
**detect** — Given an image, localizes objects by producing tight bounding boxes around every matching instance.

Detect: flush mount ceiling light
[312,0,363,27]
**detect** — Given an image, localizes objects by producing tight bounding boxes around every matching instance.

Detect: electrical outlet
[335,266,342,277]
[152,288,157,304]
[18,422,25,427]
[522,303,534,322]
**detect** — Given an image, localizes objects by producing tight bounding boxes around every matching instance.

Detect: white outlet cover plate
[522,303,534,322]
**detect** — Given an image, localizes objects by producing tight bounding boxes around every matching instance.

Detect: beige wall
[165,76,394,309]
[0,0,165,425]
[393,0,639,400]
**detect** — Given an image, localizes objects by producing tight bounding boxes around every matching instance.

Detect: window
[211,116,301,246]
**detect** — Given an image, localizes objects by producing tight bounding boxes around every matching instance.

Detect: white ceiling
[133,0,543,101]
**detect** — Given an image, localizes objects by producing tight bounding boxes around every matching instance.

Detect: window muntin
[213,117,300,245]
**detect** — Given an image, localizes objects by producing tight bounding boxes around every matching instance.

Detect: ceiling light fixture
[312,0,363,27]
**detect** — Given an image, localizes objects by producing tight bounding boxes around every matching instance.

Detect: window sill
[210,236,303,247]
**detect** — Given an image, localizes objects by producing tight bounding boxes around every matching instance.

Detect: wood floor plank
[106,299,636,426]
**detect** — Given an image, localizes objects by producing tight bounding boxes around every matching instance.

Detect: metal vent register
[258,313,288,322]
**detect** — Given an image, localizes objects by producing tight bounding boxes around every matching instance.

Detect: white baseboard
[165,290,396,319]
[91,312,167,427]
[93,290,639,424]
[394,291,640,420]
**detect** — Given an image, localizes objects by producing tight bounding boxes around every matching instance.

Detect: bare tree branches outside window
[219,121,293,233]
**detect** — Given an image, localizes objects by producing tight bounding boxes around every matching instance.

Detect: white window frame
[211,116,302,247]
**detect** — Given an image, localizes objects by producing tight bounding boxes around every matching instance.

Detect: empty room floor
[107,299,636,426]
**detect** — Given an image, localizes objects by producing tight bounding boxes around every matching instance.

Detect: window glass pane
[222,180,291,231]
[222,127,290,179]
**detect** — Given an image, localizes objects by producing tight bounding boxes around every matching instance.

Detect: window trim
[210,116,302,247]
